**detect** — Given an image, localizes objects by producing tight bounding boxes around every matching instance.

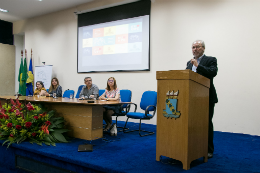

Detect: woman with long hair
[45,77,62,97]
[99,77,120,132]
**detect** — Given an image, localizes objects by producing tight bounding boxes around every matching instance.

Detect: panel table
[0,96,127,140]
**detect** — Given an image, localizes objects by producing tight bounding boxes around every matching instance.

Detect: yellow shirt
[33,87,47,95]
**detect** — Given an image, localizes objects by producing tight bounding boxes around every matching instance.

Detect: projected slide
[78,15,150,72]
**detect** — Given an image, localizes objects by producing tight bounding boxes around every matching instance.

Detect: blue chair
[99,89,105,97]
[46,89,49,92]
[63,90,75,98]
[123,91,157,137]
[75,85,84,98]
[112,89,132,130]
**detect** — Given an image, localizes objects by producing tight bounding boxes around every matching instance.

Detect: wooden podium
[156,70,210,170]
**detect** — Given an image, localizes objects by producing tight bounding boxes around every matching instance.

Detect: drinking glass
[70,93,73,99]
[53,93,57,98]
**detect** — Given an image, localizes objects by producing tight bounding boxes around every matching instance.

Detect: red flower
[10,99,16,106]
[45,121,51,126]
[34,116,39,120]
[7,123,12,128]
[28,106,34,111]
[20,108,23,111]
[25,122,32,128]
[0,108,6,114]
[32,132,36,137]
[21,113,24,119]
[10,134,14,137]
[0,114,3,119]
[26,102,32,107]
[4,115,9,119]
[16,125,22,130]
[0,102,2,108]
[16,109,21,116]
[16,99,22,108]
[39,112,47,117]
[26,102,35,111]
[8,105,16,113]
[41,125,49,135]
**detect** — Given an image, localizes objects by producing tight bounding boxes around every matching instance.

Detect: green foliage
[0,99,70,148]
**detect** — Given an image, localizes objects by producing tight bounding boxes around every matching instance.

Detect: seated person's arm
[56,86,62,97]
[99,92,106,100]
[107,93,120,101]
[91,87,99,99]
[39,89,47,96]
[79,88,85,98]
[45,90,50,96]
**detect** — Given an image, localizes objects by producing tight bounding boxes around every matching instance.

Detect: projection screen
[77,0,151,73]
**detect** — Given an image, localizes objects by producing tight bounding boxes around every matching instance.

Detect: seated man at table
[79,77,99,99]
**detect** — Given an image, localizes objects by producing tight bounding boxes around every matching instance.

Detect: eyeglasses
[192,46,202,49]
[85,80,92,82]
[108,80,114,82]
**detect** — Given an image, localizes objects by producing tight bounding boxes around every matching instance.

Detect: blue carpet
[1,121,260,173]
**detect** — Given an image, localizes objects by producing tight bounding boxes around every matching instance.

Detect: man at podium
[186,40,218,158]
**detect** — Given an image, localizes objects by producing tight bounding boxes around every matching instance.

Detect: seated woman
[99,77,120,131]
[33,81,47,96]
[45,77,62,97]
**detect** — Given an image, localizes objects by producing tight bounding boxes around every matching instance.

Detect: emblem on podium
[163,90,181,119]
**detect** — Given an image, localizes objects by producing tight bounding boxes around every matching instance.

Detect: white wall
[13,0,260,135]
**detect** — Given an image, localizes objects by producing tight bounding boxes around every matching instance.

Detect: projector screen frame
[77,0,151,73]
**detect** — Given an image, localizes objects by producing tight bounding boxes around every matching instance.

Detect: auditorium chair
[63,89,75,98]
[123,91,157,137]
[112,89,132,131]
[99,89,105,97]
[75,85,84,98]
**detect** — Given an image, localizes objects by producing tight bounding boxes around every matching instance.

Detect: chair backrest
[63,90,75,98]
[75,85,84,98]
[99,89,105,97]
[46,89,49,92]
[140,91,157,111]
[120,90,132,108]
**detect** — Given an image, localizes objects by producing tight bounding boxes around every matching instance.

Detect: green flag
[21,57,28,96]
[18,57,23,94]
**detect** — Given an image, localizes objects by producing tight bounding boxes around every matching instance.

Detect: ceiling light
[0,8,8,12]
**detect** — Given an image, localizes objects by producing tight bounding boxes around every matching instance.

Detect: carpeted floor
[1,121,260,173]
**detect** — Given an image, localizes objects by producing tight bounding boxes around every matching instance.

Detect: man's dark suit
[186,55,218,153]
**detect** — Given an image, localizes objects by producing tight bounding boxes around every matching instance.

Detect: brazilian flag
[18,57,23,95]
[26,57,34,96]
[21,57,28,96]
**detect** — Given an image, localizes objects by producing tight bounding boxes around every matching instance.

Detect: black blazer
[186,55,218,103]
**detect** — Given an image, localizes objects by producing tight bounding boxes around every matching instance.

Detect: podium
[156,70,210,170]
